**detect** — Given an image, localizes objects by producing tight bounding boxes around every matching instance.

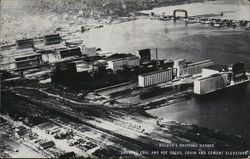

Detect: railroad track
[9,89,160,154]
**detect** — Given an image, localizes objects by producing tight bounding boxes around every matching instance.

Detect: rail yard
[1,0,250,158]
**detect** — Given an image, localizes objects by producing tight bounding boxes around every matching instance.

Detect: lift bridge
[173,9,188,20]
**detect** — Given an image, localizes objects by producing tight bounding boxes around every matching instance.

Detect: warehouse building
[107,58,127,72]
[58,47,82,58]
[185,59,214,75]
[39,141,55,150]
[107,56,140,72]
[81,46,97,57]
[193,73,229,95]
[174,59,214,77]
[16,38,34,49]
[44,34,61,45]
[126,56,140,67]
[15,54,42,69]
[138,69,173,87]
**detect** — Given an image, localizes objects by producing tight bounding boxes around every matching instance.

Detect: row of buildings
[194,62,248,95]
[12,34,98,70]
[13,45,96,70]
[5,35,250,94]
[137,57,214,87]
[16,34,62,49]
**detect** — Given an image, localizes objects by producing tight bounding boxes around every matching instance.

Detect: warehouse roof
[16,38,34,43]
[109,58,127,62]
[15,54,41,61]
[197,72,228,81]
[36,122,54,130]
[187,59,213,67]
[139,68,172,77]
[126,56,139,60]
[40,141,55,149]
[204,65,228,71]
[44,34,60,38]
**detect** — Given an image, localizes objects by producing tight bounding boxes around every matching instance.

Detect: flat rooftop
[197,72,228,81]
[139,68,172,77]
[204,64,228,71]
[109,58,127,62]
[126,56,139,60]
[187,59,213,67]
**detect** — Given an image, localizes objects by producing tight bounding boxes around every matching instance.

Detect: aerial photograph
[0,0,250,158]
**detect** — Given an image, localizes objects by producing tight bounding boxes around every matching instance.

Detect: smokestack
[156,48,158,60]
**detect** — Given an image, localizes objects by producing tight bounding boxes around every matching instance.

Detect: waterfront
[80,0,250,68]
[78,0,250,140]
[1,0,250,157]
[147,83,250,141]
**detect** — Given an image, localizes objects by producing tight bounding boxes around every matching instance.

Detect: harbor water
[79,0,250,140]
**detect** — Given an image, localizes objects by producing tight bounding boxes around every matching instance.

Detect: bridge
[173,9,188,19]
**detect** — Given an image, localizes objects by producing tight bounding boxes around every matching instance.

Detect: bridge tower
[173,9,188,20]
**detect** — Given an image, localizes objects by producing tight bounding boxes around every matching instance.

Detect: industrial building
[54,62,77,73]
[185,59,214,75]
[228,61,247,84]
[193,73,229,95]
[39,141,55,149]
[107,56,140,72]
[51,62,77,84]
[136,48,159,63]
[107,58,127,72]
[202,65,228,77]
[174,59,214,77]
[137,49,151,63]
[194,61,248,95]
[138,69,173,87]
[15,54,42,69]
[173,59,186,77]
[81,46,97,57]
[126,56,140,67]
[44,34,62,45]
[58,47,82,58]
[65,39,83,46]
[16,38,34,49]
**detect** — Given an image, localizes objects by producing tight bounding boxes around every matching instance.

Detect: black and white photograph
[0,0,250,158]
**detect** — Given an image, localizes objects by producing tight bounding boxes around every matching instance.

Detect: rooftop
[44,34,60,38]
[58,47,81,52]
[16,38,34,42]
[109,58,127,62]
[187,59,213,67]
[40,141,55,149]
[36,122,54,130]
[204,64,228,71]
[126,56,139,60]
[139,68,171,77]
[15,54,41,60]
[197,72,228,81]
